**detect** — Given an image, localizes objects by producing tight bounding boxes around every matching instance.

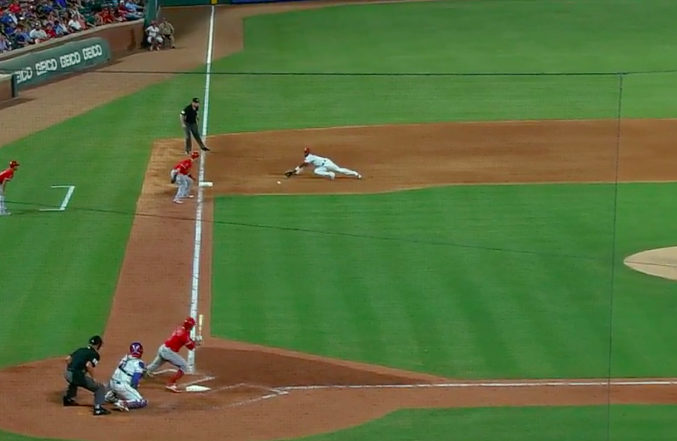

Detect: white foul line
[187,5,215,374]
[40,185,75,212]
[277,379,677,391]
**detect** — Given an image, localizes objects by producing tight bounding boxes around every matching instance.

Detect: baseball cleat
[63,397,77,407]
[166,384,180,393]
[114,401,130,412]
[201,147,210,151]
[173,199,183,204]
[93,407,111,416]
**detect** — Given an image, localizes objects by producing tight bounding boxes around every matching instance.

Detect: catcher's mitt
[284,169,295,178]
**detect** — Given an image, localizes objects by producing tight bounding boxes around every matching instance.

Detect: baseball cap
[9,160,19,167]
[192,97,200,103]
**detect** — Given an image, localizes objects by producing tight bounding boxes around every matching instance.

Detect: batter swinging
[145,317,202,392]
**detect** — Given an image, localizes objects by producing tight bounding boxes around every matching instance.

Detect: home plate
[185,385,211,392]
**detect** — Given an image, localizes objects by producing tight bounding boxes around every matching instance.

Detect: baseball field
[2,0,677,440]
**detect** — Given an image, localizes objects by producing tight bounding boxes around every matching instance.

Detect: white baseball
[277,181,281,184]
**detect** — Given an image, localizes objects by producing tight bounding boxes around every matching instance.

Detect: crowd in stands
[0,0,144,54]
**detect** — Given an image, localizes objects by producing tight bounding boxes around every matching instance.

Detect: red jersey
[173,159,193,176]
[164,326,196,352]
[0,167,15,184]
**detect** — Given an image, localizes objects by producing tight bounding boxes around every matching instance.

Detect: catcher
[285,147,362,180]
[105,342,148,411]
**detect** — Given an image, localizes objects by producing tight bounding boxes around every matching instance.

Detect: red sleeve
[185,339,196,350]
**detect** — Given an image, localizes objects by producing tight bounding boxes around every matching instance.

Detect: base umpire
[180,97,210,154]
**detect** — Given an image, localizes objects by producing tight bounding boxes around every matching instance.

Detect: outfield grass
[285,405,677,441]
[212,183,677,379]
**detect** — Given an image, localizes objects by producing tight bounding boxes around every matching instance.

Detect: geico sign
[59,51,82,69]
[14,67,33,84]
[35,58,58,76]
[82,44,104,60]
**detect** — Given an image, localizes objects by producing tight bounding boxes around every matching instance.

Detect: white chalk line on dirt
[187,4,215,374]
[277,379,677,391]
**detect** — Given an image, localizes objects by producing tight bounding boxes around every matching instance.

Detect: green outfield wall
[0,37,111,90]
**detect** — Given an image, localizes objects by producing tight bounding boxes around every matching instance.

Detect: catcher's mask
[183,316,196,330]
[88,335,103,348]
[129,342,144,358]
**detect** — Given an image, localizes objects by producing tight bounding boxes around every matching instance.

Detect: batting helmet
[88,335,103,348]
[129,342,144,358]
[303,147,310,156]
[183,316,196,330]
[9,160,19,168]
[190,151,200,159]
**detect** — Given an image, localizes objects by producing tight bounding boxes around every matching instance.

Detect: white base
[199,181,214,188]
[185,384,212,392]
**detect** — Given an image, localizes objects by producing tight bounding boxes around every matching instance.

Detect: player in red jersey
[144,317,202,392]
[0,160,19,216]
[170,151,199,204]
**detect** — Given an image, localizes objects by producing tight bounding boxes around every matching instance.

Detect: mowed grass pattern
[214,184,618,378]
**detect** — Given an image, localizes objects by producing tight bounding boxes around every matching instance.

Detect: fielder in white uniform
[291,147,362,180]
[105,342,148,411]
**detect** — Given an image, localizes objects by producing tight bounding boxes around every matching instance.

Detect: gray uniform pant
[0,186,6,214]
[64,370,106,406]
[146,344,189,373]
[174,174,192,200]
[183,123,207,153]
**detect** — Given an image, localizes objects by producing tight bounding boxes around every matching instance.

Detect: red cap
[190,151,200,159]
[9,160,19,168]
[183,316,196,330]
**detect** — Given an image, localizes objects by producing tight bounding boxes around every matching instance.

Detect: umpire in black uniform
[180,97,210,154]
[62,335,110,416]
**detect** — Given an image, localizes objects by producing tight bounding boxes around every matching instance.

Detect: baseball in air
[277,181,281,184]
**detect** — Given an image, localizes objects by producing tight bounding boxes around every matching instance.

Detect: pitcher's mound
[625,246,677,280]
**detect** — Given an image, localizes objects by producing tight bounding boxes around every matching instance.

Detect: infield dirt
[1,2,677,441]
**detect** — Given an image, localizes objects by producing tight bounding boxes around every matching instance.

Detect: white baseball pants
[108,379,147,409]
[314,160,360,179]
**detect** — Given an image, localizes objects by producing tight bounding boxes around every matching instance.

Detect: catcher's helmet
[88,335,103,348]
[190,151,200,159]
[9,160,19,168]
[183,316,196,330]
[303,147,310,156]
[129,341,143,358]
